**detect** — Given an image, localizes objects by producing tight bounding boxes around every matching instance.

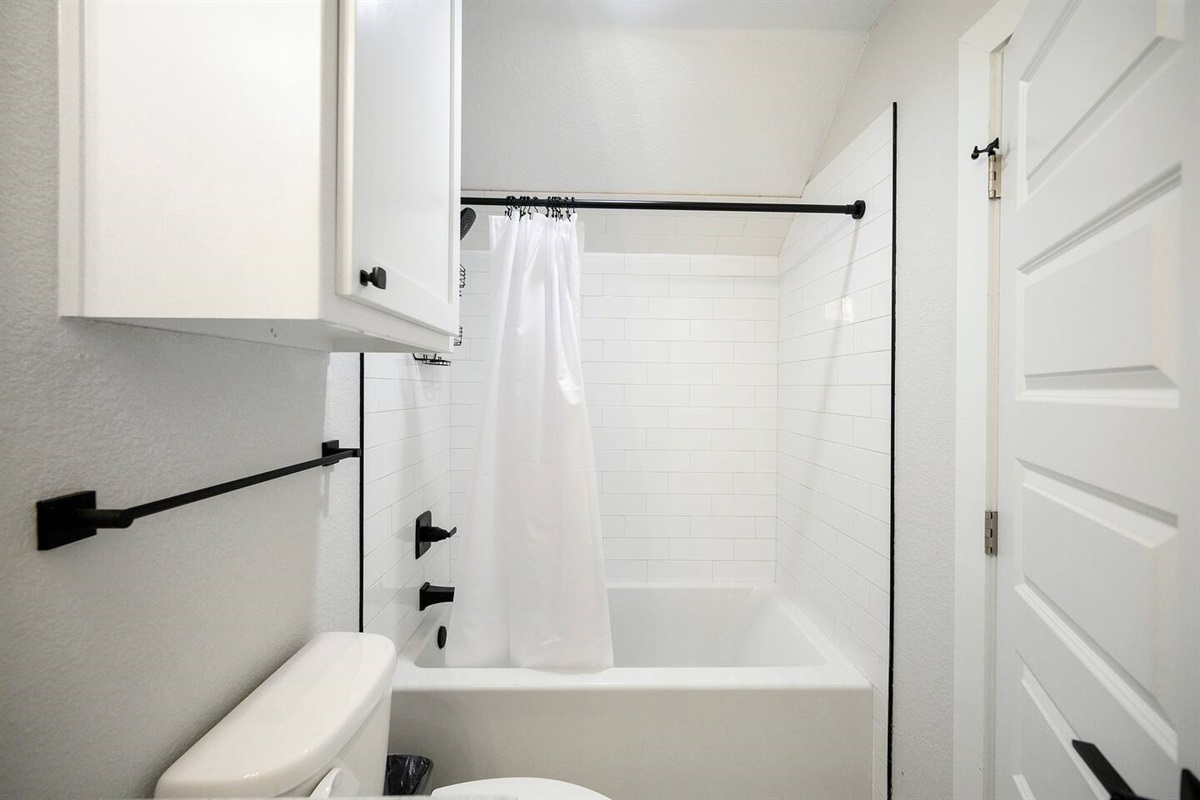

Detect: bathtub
[389,584,871,800]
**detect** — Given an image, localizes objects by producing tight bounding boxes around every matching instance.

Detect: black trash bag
[383,754,434,796]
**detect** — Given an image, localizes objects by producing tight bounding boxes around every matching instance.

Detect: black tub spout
[419,582,454,611]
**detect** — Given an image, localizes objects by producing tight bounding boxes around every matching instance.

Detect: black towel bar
[36,440,360,551]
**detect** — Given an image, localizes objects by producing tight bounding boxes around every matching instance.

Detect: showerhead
[460,207,477,241]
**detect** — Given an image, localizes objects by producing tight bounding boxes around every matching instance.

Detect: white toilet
[155,632,608,799]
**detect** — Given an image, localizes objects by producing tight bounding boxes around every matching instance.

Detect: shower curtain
[445,212,613,669]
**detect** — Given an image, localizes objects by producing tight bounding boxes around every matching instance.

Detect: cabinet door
[337,0,460,337]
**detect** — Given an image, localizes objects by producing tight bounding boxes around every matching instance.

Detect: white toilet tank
[156,632,397,798]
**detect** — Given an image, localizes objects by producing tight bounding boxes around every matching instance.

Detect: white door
[995,1,1198,798]
[337,0,461,337]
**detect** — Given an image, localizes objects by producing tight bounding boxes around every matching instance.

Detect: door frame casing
[953,3,1026,799]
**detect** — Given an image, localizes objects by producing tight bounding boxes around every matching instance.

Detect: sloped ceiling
[461,0,892,199]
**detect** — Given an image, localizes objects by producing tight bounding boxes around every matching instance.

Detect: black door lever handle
[1073,740,1200,800]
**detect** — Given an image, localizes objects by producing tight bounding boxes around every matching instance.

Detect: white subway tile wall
[450,249,779,585]
[361,354,453,651]
[775,107,893,800]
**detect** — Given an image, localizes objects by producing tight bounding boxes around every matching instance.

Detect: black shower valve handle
[425,524,457,543]
[415,509,457,559]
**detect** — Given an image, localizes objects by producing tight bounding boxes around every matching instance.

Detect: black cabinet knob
[359,266,387,289]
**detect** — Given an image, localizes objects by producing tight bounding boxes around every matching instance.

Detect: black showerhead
[460,208,477,241]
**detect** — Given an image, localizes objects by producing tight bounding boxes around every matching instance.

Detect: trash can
[384,754,434,796]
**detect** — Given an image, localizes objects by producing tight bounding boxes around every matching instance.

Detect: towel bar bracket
[36,491,102,550]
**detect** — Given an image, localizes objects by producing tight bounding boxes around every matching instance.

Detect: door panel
[1014,403,1179,513]
[1016,586,1176,798]
[1021,472,1177,709]
[1021,190,1180,386]
[1022,0,1182,181]
[995,1,1197,798]
[1018,670,1105,800]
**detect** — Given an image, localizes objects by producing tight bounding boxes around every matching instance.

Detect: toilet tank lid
[155,632,397,798]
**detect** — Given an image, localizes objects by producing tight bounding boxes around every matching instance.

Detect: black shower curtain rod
[461,195,866,220]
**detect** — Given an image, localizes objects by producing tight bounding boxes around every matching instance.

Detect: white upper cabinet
[338,0,460,336]
[58,0,461,352]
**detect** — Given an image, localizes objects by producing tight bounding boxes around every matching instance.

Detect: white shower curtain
[445,212,613,669]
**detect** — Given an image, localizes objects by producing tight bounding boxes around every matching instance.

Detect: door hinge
[970,138,1001,200]
[984,510,998,556]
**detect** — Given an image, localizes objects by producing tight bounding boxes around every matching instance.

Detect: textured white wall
[451,247,779,584]
[809,2,995,796]
[0,3,359,797]
[461,0,879,197]
[777,107,894,799]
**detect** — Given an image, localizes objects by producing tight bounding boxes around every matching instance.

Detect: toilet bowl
[155,632,610,799]
[433,777,609,798]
